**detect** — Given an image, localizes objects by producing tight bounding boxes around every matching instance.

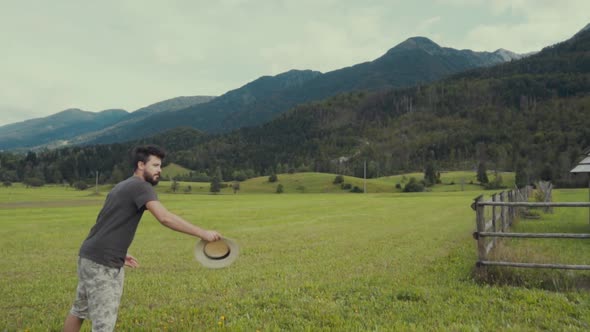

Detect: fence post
[507,191,513,226]
[491,193,497,247]
[491,194,497,231]
[475,196,486,265]
[500,191,506,232]
[547,182,553,214]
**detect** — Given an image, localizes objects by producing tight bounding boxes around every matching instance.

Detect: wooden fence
[472,186,590,270]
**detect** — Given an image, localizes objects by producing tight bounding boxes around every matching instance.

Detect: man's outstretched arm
[146,200,221,242]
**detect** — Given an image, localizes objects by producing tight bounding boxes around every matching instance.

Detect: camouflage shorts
[70,257,125,331]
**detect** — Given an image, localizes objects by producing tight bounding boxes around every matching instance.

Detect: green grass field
[1,174,589,331]
[156,170,515,195]
[161,162,194,179]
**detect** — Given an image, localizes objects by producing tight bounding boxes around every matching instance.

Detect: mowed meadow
[1,172,589,331]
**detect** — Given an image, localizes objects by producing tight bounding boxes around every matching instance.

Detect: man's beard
[145,173,160,186]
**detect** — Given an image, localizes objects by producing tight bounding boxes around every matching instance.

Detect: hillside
[158,25,590,187]
[70,37,520,145]
[133,95,216,116]
[161,162,194,180]
[0,109,129,150]
[0,95,215,151]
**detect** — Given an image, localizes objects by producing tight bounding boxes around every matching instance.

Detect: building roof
[570,154,590,173]
[571,164,590,173]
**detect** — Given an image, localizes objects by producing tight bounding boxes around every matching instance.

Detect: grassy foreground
[0,184,589,331]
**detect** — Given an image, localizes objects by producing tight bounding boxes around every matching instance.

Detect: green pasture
[156,170,515,195]
[161,162,194,179]
[0,180,589,331]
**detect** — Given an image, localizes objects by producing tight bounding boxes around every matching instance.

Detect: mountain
[132,95,216,116]
[0,96,215,151]
[156,24,590,186]
[0,109,129,150]
[2,24,588,187]
[492,48,525,61]
[69,37,524,145]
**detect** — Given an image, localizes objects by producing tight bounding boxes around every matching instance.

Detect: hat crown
[195,237,239,269]
[203,241,231,259]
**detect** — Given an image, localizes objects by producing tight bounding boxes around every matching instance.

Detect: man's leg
[65,257,88,332]
[85,260,125,331]
[63,314,83,332]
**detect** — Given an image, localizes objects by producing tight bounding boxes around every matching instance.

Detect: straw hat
[194,238,239,269]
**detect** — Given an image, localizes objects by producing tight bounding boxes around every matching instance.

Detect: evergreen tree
[477,162,489,184]
[539,163,553,181]
[210,177,221,194]
[171,180,179,193]
[213,166,223,182]
[515,162,529,188]
[424,161,437,187]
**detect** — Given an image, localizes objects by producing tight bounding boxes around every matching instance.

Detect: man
[64,145,221,331]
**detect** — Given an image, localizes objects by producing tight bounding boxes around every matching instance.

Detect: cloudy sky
[0,0,588,126]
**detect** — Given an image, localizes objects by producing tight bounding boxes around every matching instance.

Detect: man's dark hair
[131,145,166,171]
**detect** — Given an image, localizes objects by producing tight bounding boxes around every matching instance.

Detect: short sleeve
[133,182,158,210]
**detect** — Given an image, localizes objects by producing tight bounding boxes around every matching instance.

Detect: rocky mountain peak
[387,36,443,55]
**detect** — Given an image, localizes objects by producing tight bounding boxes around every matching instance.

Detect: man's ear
[137,161,145,171]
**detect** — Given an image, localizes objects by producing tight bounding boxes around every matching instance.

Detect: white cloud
[444,0,590,52]
[415,16,442,35]
[434,0,484,6]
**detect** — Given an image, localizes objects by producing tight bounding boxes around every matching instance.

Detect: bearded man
[64,145,221,331]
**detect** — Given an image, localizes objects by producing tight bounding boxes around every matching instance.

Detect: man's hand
[125,254,139,268]
[201,230,222,242]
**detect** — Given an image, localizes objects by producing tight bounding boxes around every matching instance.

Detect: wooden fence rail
[473,186,590,271]
[479,202,590,207]
[476,232,590,239]
[477,261,590,270]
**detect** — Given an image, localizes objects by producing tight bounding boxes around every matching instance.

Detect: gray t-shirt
[79,176,158,268]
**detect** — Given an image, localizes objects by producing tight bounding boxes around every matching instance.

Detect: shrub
[268,174,278,183]
[24,177,44,187]
[484,173,505,190]
[341,183,352,190]
[350,186,363,193]
[2,181,12,187]
[276,184,284,193]
[403,178,424,192]
[73,181,89,191]
[395,183,402,189]
[232,182,240,194]
[333,175,344,184]
[534,189,546,202]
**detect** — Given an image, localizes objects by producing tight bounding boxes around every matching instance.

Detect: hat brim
[194,237,239,269]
